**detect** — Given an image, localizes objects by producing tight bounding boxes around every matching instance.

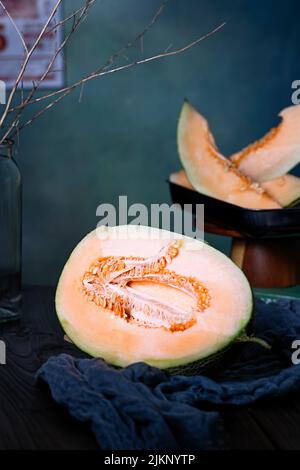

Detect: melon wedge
[231,105,300,182]
[170,169,193,190]
[177,101,281,209]
[171,169,300,208]
[56,225,253,373]
[260,174,300,207]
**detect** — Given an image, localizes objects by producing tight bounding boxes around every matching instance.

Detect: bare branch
[3,0,167,142]
[27,0,95,98]
[12,22,225,136]
[0,0,63,129]
[12,88,71,135]
[10,0,168,114]
[4,0,167,138]
[0,0,28,54]
[19,21,226,111]
[44,0,96,36]
[0,0,225,144]
[1,0,95,143]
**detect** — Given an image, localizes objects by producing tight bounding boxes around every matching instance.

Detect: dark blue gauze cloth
[37,298,300,450]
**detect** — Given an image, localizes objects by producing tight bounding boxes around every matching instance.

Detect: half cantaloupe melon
[177,101,281,210]
[170,169,300,208]
[56,225,253,374]
[231,105,300,182]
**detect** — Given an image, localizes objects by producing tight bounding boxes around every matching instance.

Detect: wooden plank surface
[0,286,299,450]
[0,287,98,450]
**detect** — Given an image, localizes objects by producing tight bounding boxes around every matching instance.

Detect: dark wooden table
[0,286,300,450]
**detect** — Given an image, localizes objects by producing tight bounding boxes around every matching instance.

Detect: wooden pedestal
[205,223,300,289]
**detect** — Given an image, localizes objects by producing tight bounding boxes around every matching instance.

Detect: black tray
[169,181,300,239]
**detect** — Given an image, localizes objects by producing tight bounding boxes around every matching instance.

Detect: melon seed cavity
[82,241,210,332]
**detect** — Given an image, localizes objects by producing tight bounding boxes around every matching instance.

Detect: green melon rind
[286,197,300,208]
[167,306,254,376]
[167,343,235,376]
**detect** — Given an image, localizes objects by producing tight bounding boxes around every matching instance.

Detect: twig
[12,22,225,135]
[1,0,95,143]
[24,22,226,110]
[10,0,168,114]
[3,0,166,143]
[44,0,96,36]
[25,0,94,100]
[0,1,28,54]
[0,0,63,129]
[0,0,225,143]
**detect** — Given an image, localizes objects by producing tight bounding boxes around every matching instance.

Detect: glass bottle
[0,139,22,322]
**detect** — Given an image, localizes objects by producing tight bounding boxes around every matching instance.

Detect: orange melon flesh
[170,169,300,208]
[56,226,253,370]
[231,105,300,182]
[177,101,281,210]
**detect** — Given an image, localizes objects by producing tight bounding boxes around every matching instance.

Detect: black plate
[169,181,300,239]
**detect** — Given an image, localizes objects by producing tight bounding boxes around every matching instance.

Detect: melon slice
[231,105,300,182]
[170,169,300,208]
[56,225,253,373]
[260,174,300,207]
[177,101,281,209]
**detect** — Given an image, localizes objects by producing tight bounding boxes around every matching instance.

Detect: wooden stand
[205,223,300,288]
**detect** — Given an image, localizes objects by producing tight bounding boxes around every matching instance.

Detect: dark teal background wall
[17,0,300,285]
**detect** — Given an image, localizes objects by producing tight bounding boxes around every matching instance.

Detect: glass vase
[0,139,22,322]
